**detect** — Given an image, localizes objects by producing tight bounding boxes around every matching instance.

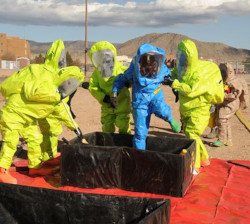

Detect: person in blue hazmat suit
[88,41,131,134]
[0,61,84,184]
[163,39,224,172]
[112,43,181,150]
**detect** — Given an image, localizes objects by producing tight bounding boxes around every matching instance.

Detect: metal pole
[84,0,88,74]
[61,100,80,136]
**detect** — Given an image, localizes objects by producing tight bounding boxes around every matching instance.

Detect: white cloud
[0,0,249,27]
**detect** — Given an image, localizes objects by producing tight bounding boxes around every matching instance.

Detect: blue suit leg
[132,108,150,150]
[152,90,173,122]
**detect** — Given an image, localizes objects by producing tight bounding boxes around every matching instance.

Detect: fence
[224,62,250,74]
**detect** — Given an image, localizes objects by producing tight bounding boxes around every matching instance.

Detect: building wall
[17,57,30,68]
[0,33,7,58]
[1,60,19,70]
[0,33,31,60]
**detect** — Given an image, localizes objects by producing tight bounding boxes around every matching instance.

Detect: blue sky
[1,0,250,49]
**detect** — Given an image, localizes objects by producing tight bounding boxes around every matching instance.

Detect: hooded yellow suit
[0,46,83,169]
[172,40,224,169]
[37,40,83,162]
[88,41,131,133]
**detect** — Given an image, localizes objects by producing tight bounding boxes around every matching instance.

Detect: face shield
[176,50,188,79]
[219,64,228,83]
[92,50,114,78]
[58,49,67,69]
[58,78,80,99]
[139,52,164,78]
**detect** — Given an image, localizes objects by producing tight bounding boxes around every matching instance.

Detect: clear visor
[176,50,187,79]
[58,49,67,69]
[58,78,80,99]
[139,52,164,78]
[92,50,114,78]
[219,65,228,82]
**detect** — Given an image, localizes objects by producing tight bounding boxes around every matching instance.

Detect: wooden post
[84,0,88,74]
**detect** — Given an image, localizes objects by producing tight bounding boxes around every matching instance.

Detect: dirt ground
[0,74,249,161]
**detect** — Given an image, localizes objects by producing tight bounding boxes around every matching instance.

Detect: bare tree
[30,54,44,64]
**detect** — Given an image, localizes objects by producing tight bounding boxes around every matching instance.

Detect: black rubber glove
[172,88,179,103]
[73,128,83,140]
[124,81,132,88]
[59,89,67,100]
[82,82,89,89]
[110,92,118,109]
[162,76,174,86]
[103,95,111,103]
[67,90,77,119]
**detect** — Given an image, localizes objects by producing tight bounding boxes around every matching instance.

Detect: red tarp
[11,158,250,224]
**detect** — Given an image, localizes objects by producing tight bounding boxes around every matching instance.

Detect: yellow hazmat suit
[0,65,84,171]
[37,40,82,162]
[172,39,224,169]
[88,41,131,133]
[38,98,79,162]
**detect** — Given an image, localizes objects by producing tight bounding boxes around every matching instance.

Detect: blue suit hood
[134,43,167,86]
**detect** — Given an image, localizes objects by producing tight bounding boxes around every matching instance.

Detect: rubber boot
[170,118,181,133]
[212,140,226,147]
[0,167,17,184]
[193,168,199,175]
[204,127,218,139]
[200,159,210,167]
[43,152,61,166]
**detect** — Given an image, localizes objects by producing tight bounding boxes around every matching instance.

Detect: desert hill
[29,32,250,63]
[116,33,250,63]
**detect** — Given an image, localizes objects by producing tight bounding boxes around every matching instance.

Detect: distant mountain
[29,33,250,63]
[116,33,250,63]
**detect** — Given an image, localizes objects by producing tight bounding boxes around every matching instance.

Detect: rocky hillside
[29,33,250,63]
[116,33,250,63]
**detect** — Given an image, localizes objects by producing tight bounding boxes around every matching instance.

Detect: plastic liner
[0,183,170,224]
[61,132,195,197]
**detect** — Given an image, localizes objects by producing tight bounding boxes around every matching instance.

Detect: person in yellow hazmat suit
[36,39,83,166]
[38,99,81,166]
[88,41,131,134]
[163,39,224,173]
[0,63,84,184]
